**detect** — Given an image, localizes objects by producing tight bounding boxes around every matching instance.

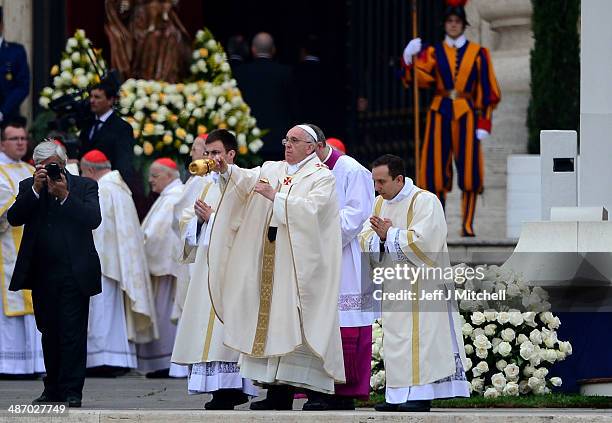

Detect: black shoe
[374,402,399,412]
[205,390,249,410]
[302,390,335,411]
[249,385,294,410]
[145,368,170,379]
[397,400,431,412]
[65,396,82,408]
[333,397,355,410]
[32,392,62,405]
[462,229,476,237]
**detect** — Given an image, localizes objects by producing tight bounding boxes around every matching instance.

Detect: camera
[45,163,63,181]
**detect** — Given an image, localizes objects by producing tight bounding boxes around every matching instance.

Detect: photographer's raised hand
[47,172,69,202]
[32,165,47,195]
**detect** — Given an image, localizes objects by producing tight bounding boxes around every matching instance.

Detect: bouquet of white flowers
[37,29,264,167]
[370,265,573,397]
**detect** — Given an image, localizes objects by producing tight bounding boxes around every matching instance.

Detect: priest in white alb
[0,121,45,375]
[80,150,158,374]
[207,124,345,410]
[138,158,189,378]
[308,130,374,410]
[359,154,469,412]
[172,129,257,410]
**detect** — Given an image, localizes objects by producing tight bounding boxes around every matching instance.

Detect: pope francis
[207,124,345,410]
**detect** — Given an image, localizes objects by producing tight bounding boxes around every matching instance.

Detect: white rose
[504,363,520,379]
[519,380,530,394]
[60,58,72,71]
[544,349,557,363]
[196,30,205,39]
[497,312,510,325]
[471,377,484,393]
[77,75,88,89]
[462,323,473,337]
[472,328,485,340]
[473,334,491,350]
[527,376,543,391]
[464,344,474,355]
[516,334,529,345]
[523,311,537,327]
[506,283,521,297]
[484,324,497,336]
[192,50,200,59]
[251,127,261,137]
[67,38,78,50]
[70,52,81,63]
[222,102,232,112]
[550,377,562,387]
[475,348,488,359]
[206,39,216,50]
[522,292,541,309]
[501,328,516,342]
[491,372,507,391]
[227,116,237,127]
[464,357,473,371]
[520,341,535,360]
[503,382,520,396]
[495,360,507,372]
[39,97,51,108]
[523,364,535,377]
[476,361,489,374]
[179,144,190,154]
[558,341,573,355]
[190,64,198,74]
[484,387,500,398]
[220,62,230,72]
[498,341,512,357]
[60,70,72,84]
[214,53,224,64]
[556,350,567,361]
[533,368,549,380]
[509,312,524,327]
[529,329,543,345]
[248,139,263,153]
[133,145,143,156]
[533,286,549,301]
[133,98,146,111]
[547,316,561,330]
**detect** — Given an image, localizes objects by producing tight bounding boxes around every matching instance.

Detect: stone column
[2,0,33,125]
[445,0,533,240]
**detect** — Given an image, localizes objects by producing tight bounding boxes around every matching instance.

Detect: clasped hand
[370,215,393,241]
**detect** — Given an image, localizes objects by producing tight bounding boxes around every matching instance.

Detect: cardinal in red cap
[80,149,112,180]
[326,137,346,155]
[139,156,189,378]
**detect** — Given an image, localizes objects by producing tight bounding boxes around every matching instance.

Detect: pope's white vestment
[0,153,44,374]
[171,174,257,396]
[87,170,159,368]
[358,179,470,403]
[138,178,189,375]
[207,153,346,393]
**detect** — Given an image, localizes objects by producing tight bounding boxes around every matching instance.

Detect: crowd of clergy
[0,122,469,412]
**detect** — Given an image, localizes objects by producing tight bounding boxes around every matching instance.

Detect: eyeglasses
[281,138,314,146]
[3,136,28,142]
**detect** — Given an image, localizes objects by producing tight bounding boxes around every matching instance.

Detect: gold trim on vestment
[201,307,216,361]
[251,211,275,357]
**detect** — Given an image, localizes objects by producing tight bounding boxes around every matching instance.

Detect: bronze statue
[105,0,192,83]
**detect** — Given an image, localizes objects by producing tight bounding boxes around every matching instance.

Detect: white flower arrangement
[370,265,573,397]
[38,29,265,166]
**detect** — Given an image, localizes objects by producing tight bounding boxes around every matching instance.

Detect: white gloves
[403,38,422,64]
[476,129,490,140]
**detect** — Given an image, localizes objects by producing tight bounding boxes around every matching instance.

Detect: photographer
[7,141,102,407]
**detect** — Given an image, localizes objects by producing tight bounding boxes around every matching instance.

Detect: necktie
[89,119,102,140]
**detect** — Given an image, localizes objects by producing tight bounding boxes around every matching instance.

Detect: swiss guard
[401,0,501,237]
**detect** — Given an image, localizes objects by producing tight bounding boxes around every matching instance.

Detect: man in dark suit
[8,140,101,407]
[233,32,293,162]
[78,82,135,183]
[0,7,30,123]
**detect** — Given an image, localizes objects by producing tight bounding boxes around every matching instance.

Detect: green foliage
[527,0,580,154]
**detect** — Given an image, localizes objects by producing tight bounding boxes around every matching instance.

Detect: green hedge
[527,0,580,154]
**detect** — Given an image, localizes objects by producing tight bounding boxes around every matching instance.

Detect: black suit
[233,58,294,162]
[8,172,101,401]
[78,111,135,183]
[293,58,329,131]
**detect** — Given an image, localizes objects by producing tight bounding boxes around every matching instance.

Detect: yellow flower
[143,142,154,156]
[238,145,248,155]
[133,129,141,138]
[218,122,227,129]
[169,114,178,123]
[199,48,209,58]
[93,74,101,84]
[163,133,173,145]
[50,65,60,76]
[174,140,182,149]
[145,86,153,95]
[197,125,207,135]
[175,127,187,139]
[151,112,158,122]
[126,117,135,124]
[143,123,155,135]
[176,83,184,93]
[159,93,166,103]
[71,76,79,86]
[188,117,196,126]
[155,141,164,151]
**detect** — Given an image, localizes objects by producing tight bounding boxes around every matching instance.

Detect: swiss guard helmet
[444,0,469,27]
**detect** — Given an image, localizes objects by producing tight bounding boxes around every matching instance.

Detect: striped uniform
[402,39,501,236]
